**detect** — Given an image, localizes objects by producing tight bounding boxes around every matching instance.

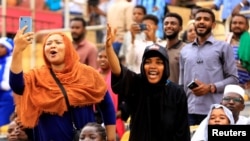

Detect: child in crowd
[79,122,106,141]
[0,37,15,129]
[7,120,29,141]
[191,104,234,141]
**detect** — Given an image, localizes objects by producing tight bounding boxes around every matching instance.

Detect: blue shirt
[137,0,166,38]
[179,35,238,115]
[0,55,14,126]
[9,71,116,141]
[214,0,250,20]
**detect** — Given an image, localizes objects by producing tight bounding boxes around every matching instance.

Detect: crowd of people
[0,0,250,141]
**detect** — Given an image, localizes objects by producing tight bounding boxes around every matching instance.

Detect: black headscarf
[140,43,170,85]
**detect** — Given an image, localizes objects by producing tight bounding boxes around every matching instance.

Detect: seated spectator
[7,119,29,141]
[221,84,250,124]
[191,104,234,141]
[79,122,106,141]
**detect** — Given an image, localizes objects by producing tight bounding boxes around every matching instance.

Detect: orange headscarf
[14,32,107,128]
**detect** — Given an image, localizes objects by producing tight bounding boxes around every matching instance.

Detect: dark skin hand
[191,79,211,96]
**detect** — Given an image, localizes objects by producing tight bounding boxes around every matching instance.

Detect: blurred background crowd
[0,0,250,141]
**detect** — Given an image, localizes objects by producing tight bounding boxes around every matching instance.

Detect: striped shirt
[232,46,250,84]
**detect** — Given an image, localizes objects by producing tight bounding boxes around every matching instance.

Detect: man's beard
[165,31,179,40]
[232,30,244,37]
[72,33,85,43]
[195,27,212,37]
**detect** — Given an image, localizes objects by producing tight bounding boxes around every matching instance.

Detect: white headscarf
[191,104,234,141]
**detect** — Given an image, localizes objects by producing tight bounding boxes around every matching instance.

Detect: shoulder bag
[49,69,80,141]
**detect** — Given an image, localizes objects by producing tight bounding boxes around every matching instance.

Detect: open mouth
[148,70,158,78]
[50,50,57,55]
[49,50,57,57]
[99,62,107,66]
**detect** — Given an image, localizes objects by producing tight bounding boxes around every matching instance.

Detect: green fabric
[239,31,250,72]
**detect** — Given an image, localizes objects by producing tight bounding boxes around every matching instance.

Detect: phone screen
[19,16,32,33]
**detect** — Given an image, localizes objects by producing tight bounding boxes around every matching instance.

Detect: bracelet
[240,2,245,7]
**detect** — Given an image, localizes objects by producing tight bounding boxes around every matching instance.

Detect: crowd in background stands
[1,0,250,141]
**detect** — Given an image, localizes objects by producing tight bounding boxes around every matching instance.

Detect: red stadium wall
[0,6,63,34]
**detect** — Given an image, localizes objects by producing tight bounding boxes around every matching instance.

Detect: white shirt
[126,38,166,73]
[236,115,250,124]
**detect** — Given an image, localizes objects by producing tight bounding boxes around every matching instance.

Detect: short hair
[142,14,159,25]
[164,13,183,26]
[134,5,147,15]
[195,8,216,22]
[190,5,202,19]
[83,122,106,140]
[70,17,87,27]
[191,5,202,11]
[230,14,249,27]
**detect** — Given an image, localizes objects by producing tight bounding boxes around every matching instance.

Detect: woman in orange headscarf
[9,26,116,141]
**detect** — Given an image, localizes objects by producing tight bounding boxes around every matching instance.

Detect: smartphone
[19,16,32,33]
[139,23,147,31]
[187,81,199,89]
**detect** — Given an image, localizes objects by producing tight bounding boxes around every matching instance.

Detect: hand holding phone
[187,81,199,89]
[19,16,32,34]
[139,23,147,31]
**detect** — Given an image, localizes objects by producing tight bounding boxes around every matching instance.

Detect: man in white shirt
[126,14,165,73]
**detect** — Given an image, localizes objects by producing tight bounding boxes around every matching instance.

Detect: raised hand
[106,24,116,49]
[13,26,34,52]
[105,24,121,76]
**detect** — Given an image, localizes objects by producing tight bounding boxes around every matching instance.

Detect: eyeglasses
[222,97,243,103]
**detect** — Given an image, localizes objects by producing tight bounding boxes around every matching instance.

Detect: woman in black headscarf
[105,24,190,141]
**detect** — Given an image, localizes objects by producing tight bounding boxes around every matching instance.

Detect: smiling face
[208,108,230,125]
[144,56,164,84]
[97,49,110,71]
[163,16,182,39]
[44,34,66,69]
